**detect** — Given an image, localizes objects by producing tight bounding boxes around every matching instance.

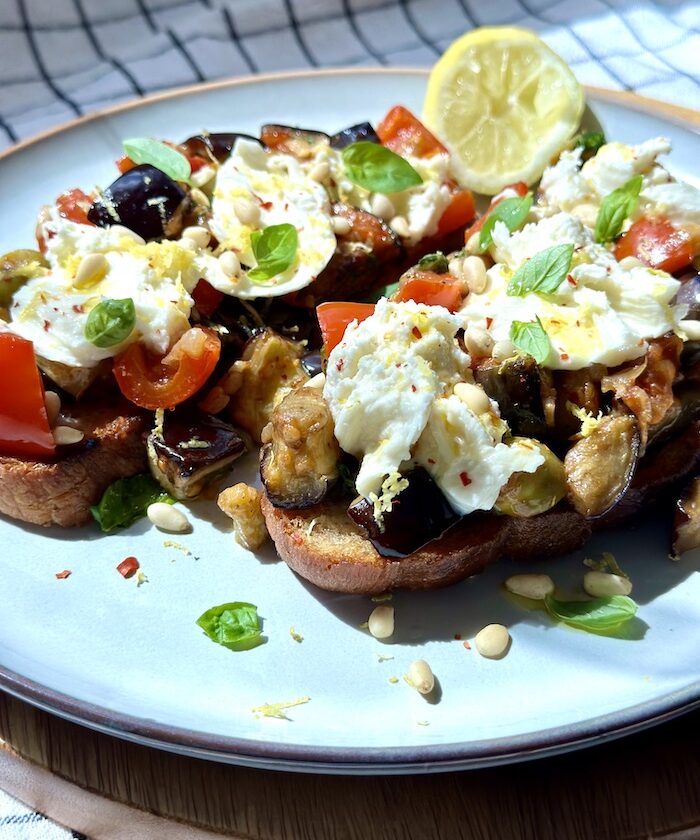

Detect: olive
[347,468,459,558]
[495,440,567,518]
[87,164,187,242]
[180,132,260,163]
[675,271,700,320]
[0,249,49,307]
[329,122,380,149]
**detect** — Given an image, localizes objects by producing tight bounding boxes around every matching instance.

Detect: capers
[495,439,567,518]
[0,249,49,307]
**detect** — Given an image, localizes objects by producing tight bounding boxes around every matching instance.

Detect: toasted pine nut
[74,253,108,288]
[464,327,494,359]
[309,161,330,182]
[475,624,510,658]
[462,256,488,293]
[453,381,491,414]
[492,340,515,362]
[303,372,326,389]
[53,426,84,445]
[465,231,481,255]
[331,215,351,236]
[189,188,211,208]
[233,197,261,227]
[368,605,394,639]
[110,225,146,244]
[44,391,61,426]
[147,502,191,533]
[406,659,434,694]
[389,215,410,239]
[504,573,555,600]
[191,165,216,187]
[371,194,395,221]
[680,319,700,341]
[583,571,632,598]
[219,251,241,278]
[617,256,644,271]
[182,225,210,249]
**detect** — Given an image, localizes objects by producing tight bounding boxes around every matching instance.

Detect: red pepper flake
[567,274,577,286]
[55,569,71,580]
[485,317,493,330]
[284,202,289,211]
[72,304,84,314]
[459,471,471,487]
[576,320,580,327]
[117,556,140,579]
[463,640,472,650]
[43,319,51,332]
[336,358,344,372]
[411,384,417,392]
[638,338,645,346]
[291,532,303,546]
[412,326,422,340]
[427,458,436,465]
[259,200,273,210]
[560,353,569,361]
[454,633,462,641]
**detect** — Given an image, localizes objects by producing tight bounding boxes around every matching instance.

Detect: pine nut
[465,327,494,359]
[190,188,211,208]
[583,571,632,598]
[303,372,326,389]
[233,197,261,227]
[504,573,555,600]
[182,226,210,249]
[146,502,190,533]
[53,426,84,445]
[368,605,394,639]
[406,659,434,695]
[680,319,700,341]
[44,391,61,426]
[462,256,488,293]
[617,256,644,271]
[453,381,491,414]
[475,624,510,658]
[191,165,216,188]
[331,215,351,236]
[465,231,481,254]
[110,225,146,245]
[309,161,330,182]
[492,340,515,362]
[74,253,108,288]
[219,251,241,278]
[371,194,395,221]
[389,215,410,239]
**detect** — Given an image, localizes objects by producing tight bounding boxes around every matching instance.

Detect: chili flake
[459,471,471,487]
[55,570,71,580]
[485,317,493,330]
[412,326,422,340]
[463,640,472,650]
[117,556,140,578]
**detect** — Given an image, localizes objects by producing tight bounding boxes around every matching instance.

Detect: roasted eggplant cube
[88,164,187,242]
[260,125,330,159]
[673,476,700,556]
[180,132,260,162]
[474,356,547,438]
[347,468,459,558]
[148,410,245,500]
[330,122,380,149]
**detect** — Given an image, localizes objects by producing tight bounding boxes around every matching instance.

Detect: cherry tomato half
[464,182,529,242]
[437,184,476,236]
[615,216,693,274]
[316,302,375,355]
[376,105,447,158]
[113,327,221,410]
[392,271,464,312]
[192,279,225,318]
[56,188,95,226]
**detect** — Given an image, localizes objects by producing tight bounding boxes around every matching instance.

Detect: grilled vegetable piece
[0,249,48,306]
[564,413,640,518]
[330,122,380,149]
[260,124,330,158]
[301,351,323,378]
[147,409,245,500]
[496,441,567,518]
[87,164,187,241]
[474,356,547,438]
[179,132,260,163]
[260,386,340,509]
[673,477,700,556]
[347,468,459,558]
[676,271,700,320]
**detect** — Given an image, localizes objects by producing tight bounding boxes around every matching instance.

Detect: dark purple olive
[87,164,187,242]
[301,351,323,378]
[147,409,246,499]
[330,122,380,149]
[180,133,260,162]
[347,468,459,558]
[675,271,700,320]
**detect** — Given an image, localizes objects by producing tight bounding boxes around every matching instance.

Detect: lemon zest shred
[252,696,311,720]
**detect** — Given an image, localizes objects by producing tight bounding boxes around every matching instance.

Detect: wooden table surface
[1,691,699,839]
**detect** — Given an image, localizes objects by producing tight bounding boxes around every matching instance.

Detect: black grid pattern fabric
[0,0,699,151]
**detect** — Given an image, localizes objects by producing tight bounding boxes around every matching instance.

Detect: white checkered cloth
[0,0,699,836]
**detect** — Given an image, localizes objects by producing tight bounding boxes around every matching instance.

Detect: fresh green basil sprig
[545,594,638,632]
[342,141,423,194]
[90,474,174,532]
[122,138,191,183]
[574,131,606,156]
[509,316,551,364]
[478,194,532,252]
[507,244,574,297]
[84,297,136,348]
[196,602,266,651]
[247,223,299,282]
[594,175,643,244]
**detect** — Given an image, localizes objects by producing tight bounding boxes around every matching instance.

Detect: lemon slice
[423,27,584,195]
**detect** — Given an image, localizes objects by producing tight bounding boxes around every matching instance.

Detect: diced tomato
[437,184,476,236]
[0,333,55,459]
[392,271,465,312]
[117,556,140,578]
[192,279,225,318]
[376,105,447,158]
[187,154,209,174]
[615,216,693,274]
[56,188,95,226]
[116,155,136,174]
[113,327,221,410]
[316,302,375,355]
[464,181,529,241]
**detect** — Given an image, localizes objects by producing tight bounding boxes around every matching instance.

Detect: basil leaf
[478,194,532,252]
[417,251,449,273]
[342,141,422,194]
[196,602,265,651]
[247,223,299,282]
[507,244,574,297]
[84,298,136,348]
[90,474,174,533]
[510,317,551,364]
[123,138,191,183]
[594,175,643,244]
[545,594,638,632]
[574,131,606,155]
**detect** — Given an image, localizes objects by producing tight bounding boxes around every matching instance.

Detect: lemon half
[423,27,584,195]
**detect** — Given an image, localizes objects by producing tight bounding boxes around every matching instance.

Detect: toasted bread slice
[262,422,699,594]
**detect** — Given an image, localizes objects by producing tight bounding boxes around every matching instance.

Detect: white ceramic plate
[0,70,698,775]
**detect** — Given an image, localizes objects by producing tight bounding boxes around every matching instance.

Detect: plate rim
[1,67,699,773]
